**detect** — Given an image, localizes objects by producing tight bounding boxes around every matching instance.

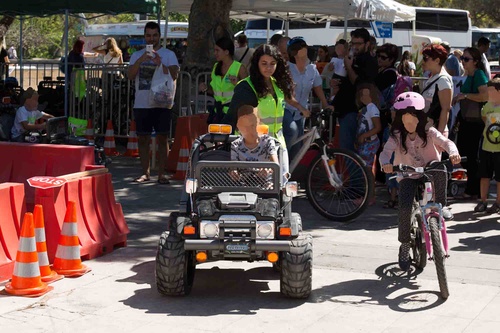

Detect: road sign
[370,21,393,38]
[27,176,67,189]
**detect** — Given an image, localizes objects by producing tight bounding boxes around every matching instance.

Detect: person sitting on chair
[11,88,54,142]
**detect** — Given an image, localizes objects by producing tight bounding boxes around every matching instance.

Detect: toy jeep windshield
[155,125,313,299]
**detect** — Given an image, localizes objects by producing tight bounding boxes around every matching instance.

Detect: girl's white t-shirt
[357,103,380,141]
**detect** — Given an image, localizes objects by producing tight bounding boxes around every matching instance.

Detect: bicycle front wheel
[429,216,449,299]
[411,202,427,269]
[305,148,372,222]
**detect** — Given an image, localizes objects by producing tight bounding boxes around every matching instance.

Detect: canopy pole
[19,16,23,88]
[285,13,289,37]
[64,9,69,117]
[343,1,349,40]
[163,0,170,48]
[266,16,270,43]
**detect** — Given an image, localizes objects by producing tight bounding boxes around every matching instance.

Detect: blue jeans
[338,112,358,151]
[283,109,305,162]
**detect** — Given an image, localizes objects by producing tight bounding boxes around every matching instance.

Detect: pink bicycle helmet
[393,91,425,111]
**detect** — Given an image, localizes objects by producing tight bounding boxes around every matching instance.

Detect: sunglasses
[377,54,389,60]
[460,56,473,62]
[287,36,306,47]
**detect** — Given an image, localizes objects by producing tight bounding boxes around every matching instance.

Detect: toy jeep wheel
[155,230,196,296]
[448,182,460,197]
[280,233,313,299]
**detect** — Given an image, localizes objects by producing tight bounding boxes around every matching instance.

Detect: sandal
[486,202,500,214]
[157,176,170,185]
[474,201,488,213]
[383,200,397,209]
[134,175,150,183]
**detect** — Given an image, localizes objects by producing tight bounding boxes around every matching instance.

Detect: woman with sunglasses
[223,44,308,149]
[284,37,333,160]
[453,47,489,200]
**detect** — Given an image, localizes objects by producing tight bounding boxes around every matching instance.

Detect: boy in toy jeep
[231,105,279,163]
[11,87,54,142]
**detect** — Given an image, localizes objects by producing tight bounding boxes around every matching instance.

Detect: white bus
[472,27,500,61]
[244,7,471,52]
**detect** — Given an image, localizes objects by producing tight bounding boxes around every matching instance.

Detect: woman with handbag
[454,47,489,199]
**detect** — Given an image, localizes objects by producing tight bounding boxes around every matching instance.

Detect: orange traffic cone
[85,119,94,143]
[4,213,54,297]
[171,136,190,180]
[53,201,91,277]
[104,120,119,156]
[124,120,139,157]
[33,205,63,284]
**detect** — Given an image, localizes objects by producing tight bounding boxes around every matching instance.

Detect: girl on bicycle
[379,92,461,271]
[355,83,382,205]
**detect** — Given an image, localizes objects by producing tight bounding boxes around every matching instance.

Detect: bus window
[289,21,326,29]
[416,12,438,30]
[245,19,283,30]
[329,20,370,28]
[438,13,469,31]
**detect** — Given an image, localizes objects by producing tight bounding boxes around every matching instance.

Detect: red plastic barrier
[167,115,209,172]
[35,172,128,262]
[0,183,25,282]
[0,142,94,210]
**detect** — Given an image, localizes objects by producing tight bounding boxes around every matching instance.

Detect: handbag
[149,65,176,109]
[421,76,443,127]
[459,72,484,123]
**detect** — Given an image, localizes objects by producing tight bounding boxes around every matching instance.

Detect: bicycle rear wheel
[305,148,372,222]
[410,203,427,269]
[429,216,449,299]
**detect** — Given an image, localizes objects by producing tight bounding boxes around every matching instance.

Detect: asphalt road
[1,156,499,332]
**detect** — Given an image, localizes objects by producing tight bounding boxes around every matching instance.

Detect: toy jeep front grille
[194,161,280,194]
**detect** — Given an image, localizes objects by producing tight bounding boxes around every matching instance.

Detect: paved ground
[1,156,500,332]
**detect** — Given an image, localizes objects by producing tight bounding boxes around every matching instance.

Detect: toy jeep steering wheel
[486,123,500,145]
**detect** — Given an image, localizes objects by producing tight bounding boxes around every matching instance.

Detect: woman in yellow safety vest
[199,37,248,123]
[223,44,308,148]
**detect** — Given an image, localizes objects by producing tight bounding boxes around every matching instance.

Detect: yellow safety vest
[245,76,286,147]
[210,61,242,114]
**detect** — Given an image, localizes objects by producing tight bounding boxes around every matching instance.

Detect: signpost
[370,21,393,39]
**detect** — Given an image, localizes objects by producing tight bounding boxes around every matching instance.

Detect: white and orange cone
[85,119,94,143]
[4,213,54,297]
[53,201,91,277]
[104,120,119,156]
[172,136,190,180]
[33,205,63,283]
[124,120,139,157]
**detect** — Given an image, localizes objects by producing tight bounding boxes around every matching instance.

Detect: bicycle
[287,109,373,222]
[393,157,466,299]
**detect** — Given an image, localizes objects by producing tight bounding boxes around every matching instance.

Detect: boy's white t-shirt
[357,103,380,141]
[11,106,45,138]
[129,47,179,109]
[231,134,277,162]
[328,57,347,77]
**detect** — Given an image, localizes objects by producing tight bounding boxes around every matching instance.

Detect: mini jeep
[155,126,313,298]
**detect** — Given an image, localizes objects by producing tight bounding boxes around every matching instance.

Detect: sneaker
[398,243,411,271]
[486,202,500,214]
[442,207,454,220]
[474,201,488,213]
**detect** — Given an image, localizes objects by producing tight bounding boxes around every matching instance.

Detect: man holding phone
[331,28,378,151]
[128,21,180,184]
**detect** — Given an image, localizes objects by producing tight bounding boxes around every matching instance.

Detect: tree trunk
[0,15,15,40]
[183,0,233,77]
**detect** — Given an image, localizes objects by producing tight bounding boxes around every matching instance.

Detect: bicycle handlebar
[392,157,467,173]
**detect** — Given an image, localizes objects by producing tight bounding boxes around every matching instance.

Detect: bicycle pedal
[428,256,434,261]
[445,254,450,258]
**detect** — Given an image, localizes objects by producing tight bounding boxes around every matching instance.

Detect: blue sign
[370,21,393,38]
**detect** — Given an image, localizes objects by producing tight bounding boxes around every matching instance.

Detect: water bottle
[425,182,433,202]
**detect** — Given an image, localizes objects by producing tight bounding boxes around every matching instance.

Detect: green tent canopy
[0,0,158,16]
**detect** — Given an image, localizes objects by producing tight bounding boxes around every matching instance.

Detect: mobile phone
[146,44,154,55]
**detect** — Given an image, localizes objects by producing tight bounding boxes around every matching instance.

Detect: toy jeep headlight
[200,221,219,238]
[185,178,198,194]
[256,222,274,239]
[285,181,298,197]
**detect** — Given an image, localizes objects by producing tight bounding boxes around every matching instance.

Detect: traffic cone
[33,205,63,284]
[4,213,54,297]
[171,136,190,180]
[53,201,91,277]
[85,119,94,143]
[124,120,139,157]
[104,120,119,156]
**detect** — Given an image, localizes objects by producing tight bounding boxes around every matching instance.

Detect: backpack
[380,68,413,110]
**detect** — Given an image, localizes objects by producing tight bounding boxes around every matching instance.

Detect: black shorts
[133,108,171,135]
[478,149,500,181]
